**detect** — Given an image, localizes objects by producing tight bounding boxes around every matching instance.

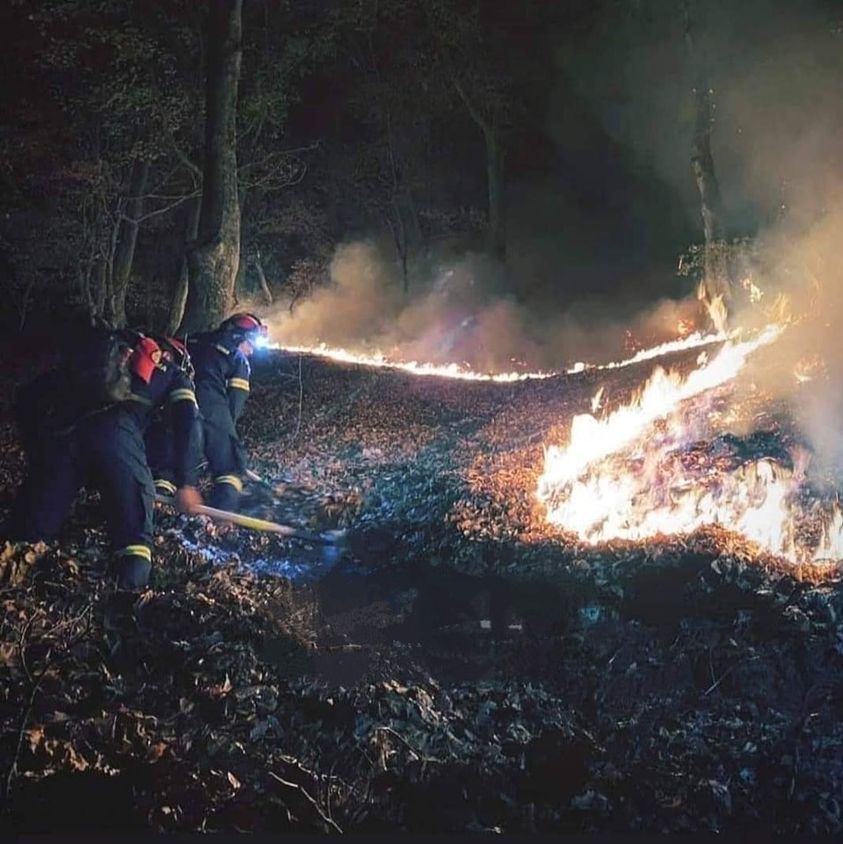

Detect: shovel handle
[155,495,344,545]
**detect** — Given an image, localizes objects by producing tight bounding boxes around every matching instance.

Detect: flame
[676,319,695,337]
[741,276,765,304]
[814,508,843,561]
[273,343,556,382]
[272,330,730,383]
[537,325,843,564]
[567,330,731,374]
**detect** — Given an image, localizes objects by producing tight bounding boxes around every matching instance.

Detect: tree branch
[268,771,343,833]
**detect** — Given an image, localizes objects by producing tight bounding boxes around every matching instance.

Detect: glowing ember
[537,325,843,564]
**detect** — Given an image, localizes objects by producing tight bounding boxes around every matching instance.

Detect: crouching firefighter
[5,326,202,590]
[144,335,199,499]
[187,313,267,512]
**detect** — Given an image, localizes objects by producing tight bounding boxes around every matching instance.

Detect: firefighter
[188,313,267,512]
[144,335,198,499]
[6,329,202,590]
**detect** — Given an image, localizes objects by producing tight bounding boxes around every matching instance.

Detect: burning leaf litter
[538,325,843,563]
[276,327,729,383]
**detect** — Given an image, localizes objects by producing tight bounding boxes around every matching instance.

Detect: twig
[315,643,368,654]
[290,354,304,442]
[17,611,41,686]
[326,760,338,826]
[130,190,200,224]
[375,725,441,766]
[703,655,758,696]
[268,771,343,834]
[167,131,201,182]
[3,646,53,808]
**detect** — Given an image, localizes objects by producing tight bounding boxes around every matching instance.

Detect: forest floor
[0,341,842,834]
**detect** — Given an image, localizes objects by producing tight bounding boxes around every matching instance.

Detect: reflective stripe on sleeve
[116,544,152,561]
[154,479,177,495]
[214,474,243,492]
[127,393,153,406]
[169,388,198,405]
[226,377,250,392]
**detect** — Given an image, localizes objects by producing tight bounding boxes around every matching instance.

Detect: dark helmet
[219,312,268,347]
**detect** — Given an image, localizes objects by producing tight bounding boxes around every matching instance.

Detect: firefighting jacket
[188,332,252,423]
[14,357,200,489]
[121,358,201,488]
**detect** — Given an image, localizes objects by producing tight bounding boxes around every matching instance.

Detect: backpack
[13,324,138,447]
[66,324,135,408]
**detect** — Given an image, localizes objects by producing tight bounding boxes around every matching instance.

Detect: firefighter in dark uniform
[144,336,197,499]
[188,313,266,512]
[6,332,202,590]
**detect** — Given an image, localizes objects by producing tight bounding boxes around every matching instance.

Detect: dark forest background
[2,0,843,350]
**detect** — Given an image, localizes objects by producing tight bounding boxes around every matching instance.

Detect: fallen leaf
[27,725,44,753]
[147,741,168,762]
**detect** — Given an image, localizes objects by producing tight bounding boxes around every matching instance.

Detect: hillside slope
[0,345,841,834]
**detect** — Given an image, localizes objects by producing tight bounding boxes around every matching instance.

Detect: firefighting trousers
[201,403,245,512]
[7,415,155,587]
[145,414,178,497]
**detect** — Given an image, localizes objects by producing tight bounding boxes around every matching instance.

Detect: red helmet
[220,312,268,345]
[154,335,194,379]
[129,335,162,384]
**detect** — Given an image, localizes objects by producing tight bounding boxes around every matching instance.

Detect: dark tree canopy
[1,0,839,333]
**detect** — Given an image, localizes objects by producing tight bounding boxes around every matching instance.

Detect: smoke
[732,202,843,471]
[266,240,703,372]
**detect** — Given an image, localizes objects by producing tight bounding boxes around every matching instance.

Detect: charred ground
[1,344,842,834]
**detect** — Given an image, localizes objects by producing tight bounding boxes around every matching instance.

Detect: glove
[175,485,203,514]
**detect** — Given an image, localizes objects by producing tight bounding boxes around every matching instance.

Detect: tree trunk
[483,123,506,261]
[387,202,410,293]
[684,0,730,326]
[453,79,507,262]
[105,158,150,327]
[180,0,243,334]
[94,259,108,318]
[253,249,273,305]
[166,197,200,336]
[405,185,423,250]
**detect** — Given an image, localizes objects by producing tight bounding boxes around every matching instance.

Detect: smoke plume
[266,240,702,372]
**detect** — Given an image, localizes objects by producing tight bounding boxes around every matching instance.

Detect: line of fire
[0,0,841,836]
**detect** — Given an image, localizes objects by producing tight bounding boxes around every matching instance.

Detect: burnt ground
[0,340,842,834]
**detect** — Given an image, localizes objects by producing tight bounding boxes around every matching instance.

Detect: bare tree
[104,157,150,327]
